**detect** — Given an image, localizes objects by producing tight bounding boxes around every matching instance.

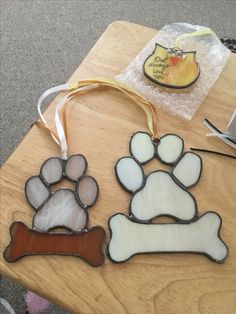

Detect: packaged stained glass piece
[107,131,228,263]
[117,23,231,120]
[143,44,200,89]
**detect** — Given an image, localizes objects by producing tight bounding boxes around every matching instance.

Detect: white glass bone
[108,213,228,263]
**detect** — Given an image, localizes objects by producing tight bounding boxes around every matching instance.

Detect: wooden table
[1,21,236,314]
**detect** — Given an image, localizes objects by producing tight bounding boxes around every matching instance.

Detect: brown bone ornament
[4,222,106,266]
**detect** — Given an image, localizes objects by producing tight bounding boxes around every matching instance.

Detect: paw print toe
[25,176,50,210]
[156,134,184,165]
[76,176,99,208]
[65,154,87,182]
[172,152,202,188]
[115,157,144,193]
[40,157,63,185]
[33,189,87,231]
[130,132,155,164]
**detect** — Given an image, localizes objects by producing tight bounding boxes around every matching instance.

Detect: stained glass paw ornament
[4,154,106,267]
[108,132,228,263]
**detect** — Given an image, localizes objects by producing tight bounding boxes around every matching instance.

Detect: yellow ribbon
[35,77,158,157]
[175,27,215,48]
[67,77,158,140]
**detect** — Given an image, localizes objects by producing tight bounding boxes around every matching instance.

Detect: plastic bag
[116,23,231,120]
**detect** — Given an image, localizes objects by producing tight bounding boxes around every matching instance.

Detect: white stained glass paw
[108,213,228,263]
[172,152,202,188]
[130,171,197,221]
[156,134,184,165]
[25,154,99,232]
[111,131,228,264]
[115,157,144,193]
[130,132,155,164]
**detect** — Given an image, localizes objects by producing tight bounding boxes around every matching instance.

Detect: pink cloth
[25,291,50,314]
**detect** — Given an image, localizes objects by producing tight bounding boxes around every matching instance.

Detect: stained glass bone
[4,222,106,266]
[108,213,228,263]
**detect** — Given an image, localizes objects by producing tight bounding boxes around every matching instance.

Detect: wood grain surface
[0,21,236,313]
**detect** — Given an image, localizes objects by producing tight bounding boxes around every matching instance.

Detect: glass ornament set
[4,77,229,266]
[4,26,232,266]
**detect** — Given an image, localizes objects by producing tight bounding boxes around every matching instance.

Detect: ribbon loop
[175,27,215,48]
[37,78,158,159]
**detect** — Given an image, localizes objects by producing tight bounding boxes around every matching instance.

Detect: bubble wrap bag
[116,23,231,120]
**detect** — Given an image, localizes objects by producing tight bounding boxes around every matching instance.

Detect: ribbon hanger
[36,77,158,159]
[174,27,215,48]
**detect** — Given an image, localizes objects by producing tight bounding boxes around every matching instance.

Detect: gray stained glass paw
[4,154,106,266]
[25,154,99,232]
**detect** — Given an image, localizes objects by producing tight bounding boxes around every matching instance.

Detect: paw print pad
[108,131,228,264]
[25,154,98,232]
